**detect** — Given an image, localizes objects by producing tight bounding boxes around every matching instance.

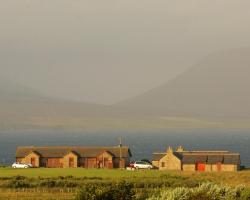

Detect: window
[161,162,165,167]
[69,157,74,167]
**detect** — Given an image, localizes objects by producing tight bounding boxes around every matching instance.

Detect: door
[31,157,36,167]
[108,162,113,169]
[69,157,74,168]
[86,158,97,168]
[217,163,222,171]
[104,158,109,168]
[142,162,148,169]
[46,158,61,168]
[196,163,205,171]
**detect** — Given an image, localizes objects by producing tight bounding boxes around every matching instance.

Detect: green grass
[0,168,166,179]
[1,168,250,187]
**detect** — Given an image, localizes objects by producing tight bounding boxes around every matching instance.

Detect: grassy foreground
[0,168,250,200]
[1,168,250,186]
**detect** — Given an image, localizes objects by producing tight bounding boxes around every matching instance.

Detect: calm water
[0,130,250,167]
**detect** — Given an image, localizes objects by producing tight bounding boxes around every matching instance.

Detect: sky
[1,0,250,104]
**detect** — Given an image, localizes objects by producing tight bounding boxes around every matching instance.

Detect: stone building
[152,146,240,172]
[15,146,132,168]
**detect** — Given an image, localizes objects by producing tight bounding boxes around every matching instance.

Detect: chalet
[152,146,241,172]
[15,146,132,168]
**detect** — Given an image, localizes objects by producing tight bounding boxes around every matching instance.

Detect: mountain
[0,78,224,131]
[114,48,250,119]
[0,78,109,117]
[2,47,250,131]
[0,78,113,131]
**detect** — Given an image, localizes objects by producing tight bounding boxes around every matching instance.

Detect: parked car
[27,163,33,168]
[12,162,32,168]
[133,161,154,170]
[128,161,135,169]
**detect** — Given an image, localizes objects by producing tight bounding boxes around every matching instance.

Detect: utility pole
[119,137,122,168]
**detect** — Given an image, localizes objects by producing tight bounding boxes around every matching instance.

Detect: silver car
[133,161,153,170]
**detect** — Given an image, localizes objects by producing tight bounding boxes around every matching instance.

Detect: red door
[196,163,205,171]
[217,163,222,171]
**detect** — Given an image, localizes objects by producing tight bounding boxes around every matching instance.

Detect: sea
[0,130,250,167]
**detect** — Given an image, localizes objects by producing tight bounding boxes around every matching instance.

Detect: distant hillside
[0,78,115,131]
[114,48,250,119]
[2,47,250,131]
[0,78,109,117]
[0,78,230,131]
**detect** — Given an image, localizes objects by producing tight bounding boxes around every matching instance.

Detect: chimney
[176,146,184,152]
[167,146,173,154]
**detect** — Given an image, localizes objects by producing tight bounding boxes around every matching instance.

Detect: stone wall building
[152,146,240,172]
[16,146,132,168]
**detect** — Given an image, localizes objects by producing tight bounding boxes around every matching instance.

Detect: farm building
[16,146,132,168]
[152,146,240,172]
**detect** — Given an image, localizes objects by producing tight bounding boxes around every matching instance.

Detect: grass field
[0,168,250,200]
[0,168,141,178]
[1,168,250,186]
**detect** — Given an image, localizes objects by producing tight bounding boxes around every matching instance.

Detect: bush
[7,180,33,188]
[75,181,134,200]
[13,175,26,180]
[147,183,250,200]
[56,180,78,188]
[112,181,135,200]
[239,188,250,200]
[39,179,78,188]
[58,175,73,179]
[39,180,56,187]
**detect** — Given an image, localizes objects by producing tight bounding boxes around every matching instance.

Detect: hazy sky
[1,0,250,104]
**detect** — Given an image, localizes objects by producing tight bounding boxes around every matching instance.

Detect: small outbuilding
[152,146,240,172]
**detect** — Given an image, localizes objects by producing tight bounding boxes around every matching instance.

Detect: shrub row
[75,182,250,200]
[0,174,202,189]
[75,181,134,200]
[5,179,79,188]
[147,183,250,200]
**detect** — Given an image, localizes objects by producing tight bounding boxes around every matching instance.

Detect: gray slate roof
[152,153,165,161]
[153,151,240,165]
[16,146,132,158]
[207,155,223,164]
[182,155,201,164]
[223,155,240,164]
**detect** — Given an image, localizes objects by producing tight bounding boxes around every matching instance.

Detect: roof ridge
[183,153,240,155]
[17,146,129,148]
[183,151,229,153]
[16,146,131,158]
[153,153,166,154]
